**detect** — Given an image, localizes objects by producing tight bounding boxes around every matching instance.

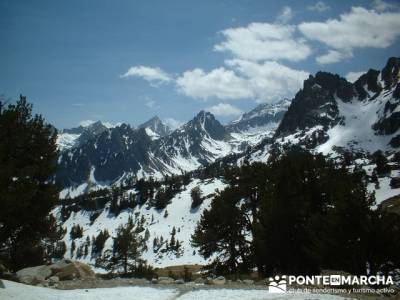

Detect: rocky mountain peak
[381,56,400,89]
[185,111,226,140]
[139,116,171,138]
[304,71,354,102]
[353,69,382,100]
[226,99,290,133]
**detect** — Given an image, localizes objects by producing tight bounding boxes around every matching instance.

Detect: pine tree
[152,237,159,253]
[169,233,175,249]
[70,224,83,240]
[373,150,390,175]
[92,229,109,255]
[190,186,203,209]
[70,241,76,256]
[255,150,376,276]
[100,217,146,275]
[44,215,67,261]
[192,188,251,274]
[84,244,88,257]
[0,95,60,270]
[144,228,150,241]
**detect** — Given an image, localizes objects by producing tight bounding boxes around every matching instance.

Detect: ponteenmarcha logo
[267,275,393,293]
[268,275,287,292]
[287,275,393,286]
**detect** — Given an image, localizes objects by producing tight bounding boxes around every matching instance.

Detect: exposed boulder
[47,276,60,285]
[0,263,6,274]
[206,276,226,285]
[157,276,175,284]
[243,279,254,285]
[194,277,205,284]
[174,279,185,284]
[50,260,95,280]
[16,265,52,285]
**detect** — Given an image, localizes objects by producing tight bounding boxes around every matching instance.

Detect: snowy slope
[317,95,399,154]
[0,280,355,300]
[0,280,178,300]
[57,133,81,152]
[54,179,227,269]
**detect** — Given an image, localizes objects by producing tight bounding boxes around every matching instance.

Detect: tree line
[0,96,64,271]
[192,149,400,277]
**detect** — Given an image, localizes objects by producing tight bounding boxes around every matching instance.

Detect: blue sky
[1,0,400,129]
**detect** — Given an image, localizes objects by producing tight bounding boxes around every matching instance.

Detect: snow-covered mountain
[247,56,400,161]
[138,116,171,140]
[54,56,400,271]
[57,121,109,152]
[227,98,290,132]
[227,99,290,148]
[56,103,289,196]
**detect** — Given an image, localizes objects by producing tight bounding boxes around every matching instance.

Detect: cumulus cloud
[120,66,172,84]
[346,71,366,83]
[175,60,309,102]
[206,103,243,117]
[307,1,330,12]
[176,67,252,100]
[316,49,352,65]
[299,7,400,63]
[226,59,309,102]
[214,22,312,62]
[276,6,294,24]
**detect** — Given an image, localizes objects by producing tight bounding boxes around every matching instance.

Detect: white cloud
[372,0,399,12]
[175,60,309,102]
[120,66,172,83]
[346,71,366,83]
[206,103,243,117]
[214,22,312,62]
[299,7,400,63]
[226,59,309,102]
[307,1,330,12]
[276,6,293,24]
[79,120,95,127]
[176,67,252,100]
[316,49,352,64]
[164,118,183,130]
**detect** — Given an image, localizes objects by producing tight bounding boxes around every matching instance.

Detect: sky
[1,0,400,129]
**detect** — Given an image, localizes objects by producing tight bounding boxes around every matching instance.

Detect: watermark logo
[287,275,394,286]
[267,274,394,294]
[268,275,287,293]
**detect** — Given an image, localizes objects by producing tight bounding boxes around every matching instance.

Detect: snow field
[0,280,355,300]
